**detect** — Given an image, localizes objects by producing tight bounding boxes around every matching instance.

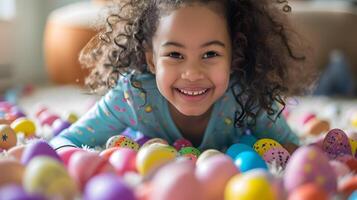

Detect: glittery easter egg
[253,138,283,156]
[262,146,290,169]
[196,155,239,200]
[141,138,168,148]
[196,149,223,166]
[322,129,352,159]
[0,124,17,150]
[0,158,25,187]
[288,183,329,200]
[136,143,177,176]
[106,135,139,151]
[83,173,136,200]
[225,172,275,200]
[23,156,78,200]
[226,143,255,159]
[21,140,61,165]
[10,117,36,137]
[173,138,193,151]
[284,146,337,194]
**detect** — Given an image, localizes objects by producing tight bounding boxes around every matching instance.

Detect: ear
[145,51,156,74]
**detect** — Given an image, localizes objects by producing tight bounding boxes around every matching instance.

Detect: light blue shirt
[50,73,299,151]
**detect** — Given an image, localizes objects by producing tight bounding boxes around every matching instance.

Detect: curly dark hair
[79,0,316,128]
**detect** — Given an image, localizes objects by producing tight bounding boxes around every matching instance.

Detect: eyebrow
[161,40,226,48]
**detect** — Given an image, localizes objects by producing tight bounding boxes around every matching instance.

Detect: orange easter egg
[288,183,329,200]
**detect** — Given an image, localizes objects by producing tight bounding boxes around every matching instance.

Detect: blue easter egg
[239,135,257,147]
[234,150,268,172]
[349,190,357,200]
[226,143,254,159]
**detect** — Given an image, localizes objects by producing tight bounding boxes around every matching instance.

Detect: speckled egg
[253,138,283,156]
[68,151,115,190]
[262,146,290,169]
[322,128,352,159]
[0,124,17,150]
[83,173,136,200]
[179,146,201,162]
[150,160,204,200]
[196,149,223,166]
[173,138,193,151]
[0,158,25,187]
[284,146,337,194]
[23,156,78,200]
[136,143,177,176]
[106,135,140,151]
[109,148,138,176]
[288,183,329,200]
[196,154,239,200]
[21,140,61,165]
[225,172,275,200]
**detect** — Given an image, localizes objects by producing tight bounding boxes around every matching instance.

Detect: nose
[181,63,204,82]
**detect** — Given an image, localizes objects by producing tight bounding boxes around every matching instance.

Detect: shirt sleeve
[251,107,300,146]
[50,81,136,149]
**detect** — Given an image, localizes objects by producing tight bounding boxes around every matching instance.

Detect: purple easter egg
[284,146,337,194]
[10,106,26,118]
[21,140,61,165]
[52,119,71,136]
[262,147,290,169]
[135,134,151,146]
[83,173,136,200]
[322,129,352,159]
[0,184,45,200]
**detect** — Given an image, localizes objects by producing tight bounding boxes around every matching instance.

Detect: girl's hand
[282,142,299,154]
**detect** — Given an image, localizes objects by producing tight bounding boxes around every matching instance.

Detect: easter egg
[106,135,139,151]
[39,113,60,126]
[322,129,352,159]
[52,119,71,136]
[339,176,357,197]
[0,185,46,200]
[68,151,115,190]
[226,143,254,159]
[65,112,78,124]
[99,147,122,160]
[10,117,36,137]
[150,160,204,200]
[234,150,268,172]
[7,144,26,161]
[109,148,138,176]
[196,154,239,200]
[141,138,168,148]
[284,146,337,194]
[23,156,78,200]
[350,111,357,128]
[225,172,275,200]
[173,138,193,151]
[301,113,316,125]
[288,183,329,200]
[329,160,350,178]
[196,149,223,166]
[21,140,61,165]
[0,124,17,150]
[262,146,290,169]
[304,118,330,136]
[349,191,357,200]
[349,138,357,157]
[179,146,201,160]
[136,143,177,176]
[83,173,136,200]
[0,158,25,187]
[346,130,357,141]
[253,138,282,156]
[134,134,151,147]
[56,147,84,167]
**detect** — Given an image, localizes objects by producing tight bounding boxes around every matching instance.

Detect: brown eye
[167,52,184,59]
[202,51,219,59]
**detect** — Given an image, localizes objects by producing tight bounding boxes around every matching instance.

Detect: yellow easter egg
[65,112,78,124]
[10,118,36,137]
[253,138,282,156]
[0,124,17,150]
[136,143,177,176]
[196,149,223,166]
[225,173,275,200]
[351,112,357,128]
[23,156,78,200]
[349,138,357,157]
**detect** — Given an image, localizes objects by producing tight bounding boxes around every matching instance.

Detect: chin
[178,108,209,117]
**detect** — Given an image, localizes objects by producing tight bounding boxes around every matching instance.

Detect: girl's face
[146,5,232,117]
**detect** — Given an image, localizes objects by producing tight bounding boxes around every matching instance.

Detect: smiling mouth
[176,88,210,96]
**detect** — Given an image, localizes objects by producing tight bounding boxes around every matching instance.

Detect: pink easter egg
[329,160,350,178]
[284,146,337,194]
[195,154,239,200]
[150,160,204,200]
[322,129,352,159]
[109,148,138,176]
[173,138,193,151]
[262,147,290,169]
[68,151,115,190]
[57,147,84,167]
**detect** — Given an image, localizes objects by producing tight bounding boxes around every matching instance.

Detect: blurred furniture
[290,1,357,78]
[44,1,106,85]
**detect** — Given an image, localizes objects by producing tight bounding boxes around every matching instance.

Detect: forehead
[153,5,230,46]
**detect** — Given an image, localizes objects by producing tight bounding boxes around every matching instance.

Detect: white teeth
[178,89,208,96]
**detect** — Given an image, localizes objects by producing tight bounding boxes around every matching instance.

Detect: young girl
[50,0,314,152]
